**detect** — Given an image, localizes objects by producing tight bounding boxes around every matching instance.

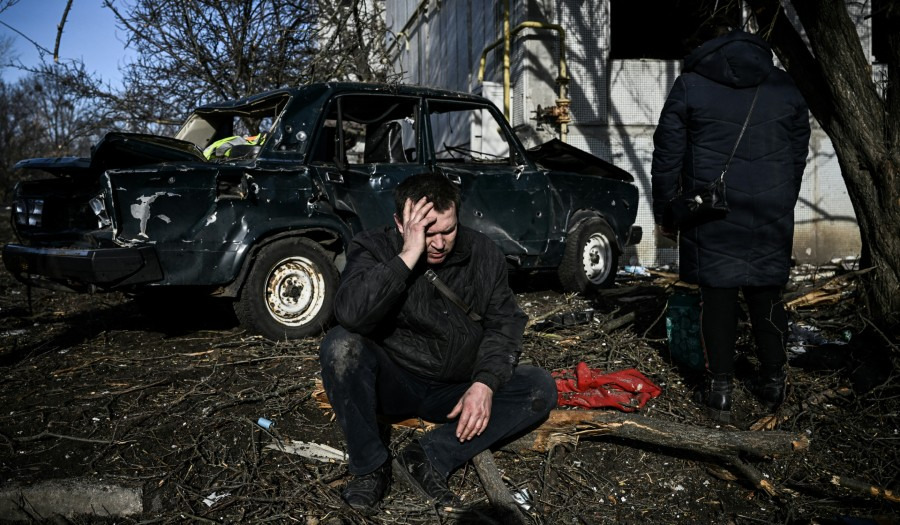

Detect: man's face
[422,204,458,265]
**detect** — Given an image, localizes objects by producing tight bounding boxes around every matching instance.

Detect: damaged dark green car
[4,83,641,340]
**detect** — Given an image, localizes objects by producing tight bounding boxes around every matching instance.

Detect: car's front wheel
[558,218,620,293]
[234,238,338,340]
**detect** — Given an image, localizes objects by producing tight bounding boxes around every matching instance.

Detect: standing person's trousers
[319,325,557,477]
[700,286,789,375]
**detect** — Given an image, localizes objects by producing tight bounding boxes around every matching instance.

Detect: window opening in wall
[871,0,894,64]
[610,0,741,60]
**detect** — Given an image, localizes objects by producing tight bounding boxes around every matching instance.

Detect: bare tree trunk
[748,0,900,324]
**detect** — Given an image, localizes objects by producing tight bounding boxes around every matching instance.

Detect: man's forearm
[333,256,410,332]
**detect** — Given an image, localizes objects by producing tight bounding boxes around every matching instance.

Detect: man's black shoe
[342,460,391,512]
[392,440,461,507]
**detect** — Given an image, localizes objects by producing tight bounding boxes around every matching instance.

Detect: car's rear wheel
[558,218,620,293]
[234,238,338,340]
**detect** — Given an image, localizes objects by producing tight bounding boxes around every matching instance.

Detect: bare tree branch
[53,0,74,62]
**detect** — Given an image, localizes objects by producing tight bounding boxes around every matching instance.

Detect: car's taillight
[13,198,44,227]
[89,196,112,227]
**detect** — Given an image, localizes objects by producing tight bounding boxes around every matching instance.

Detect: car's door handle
[326,172,344,184]
[446,173,461,185]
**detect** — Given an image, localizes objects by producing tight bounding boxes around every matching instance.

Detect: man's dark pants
[320,325,557,478]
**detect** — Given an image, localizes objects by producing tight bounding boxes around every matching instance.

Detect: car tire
[558,218,620,293]
[234,238,338,340]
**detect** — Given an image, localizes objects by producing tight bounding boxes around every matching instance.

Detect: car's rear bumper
[2,244,163,291]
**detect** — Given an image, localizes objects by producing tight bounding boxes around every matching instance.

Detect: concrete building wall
[384,0,864,268]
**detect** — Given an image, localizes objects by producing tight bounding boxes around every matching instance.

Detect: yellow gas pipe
[477,1,570,141]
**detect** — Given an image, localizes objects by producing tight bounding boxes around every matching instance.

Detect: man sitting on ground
[319,173,557,511]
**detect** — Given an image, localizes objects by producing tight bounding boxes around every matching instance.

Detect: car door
[424,98,552,257]
[307,93,430,235]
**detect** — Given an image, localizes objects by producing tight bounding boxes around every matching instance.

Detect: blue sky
[0,0,132,85]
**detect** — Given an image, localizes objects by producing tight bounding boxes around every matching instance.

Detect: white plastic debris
[623,265,650,276]
[265,440,347,463]
[512,488,532,510]
[202,491,230,507]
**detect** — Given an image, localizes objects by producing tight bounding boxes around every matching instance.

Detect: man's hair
[394,173,461,216]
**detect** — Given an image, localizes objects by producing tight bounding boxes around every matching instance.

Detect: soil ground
[0,216,898,524]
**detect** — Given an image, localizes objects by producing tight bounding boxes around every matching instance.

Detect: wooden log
[313,382,807,459]
[505,409,809,458]
[598,311,636,332]
[471,451,529,525]
[312,384,806,499]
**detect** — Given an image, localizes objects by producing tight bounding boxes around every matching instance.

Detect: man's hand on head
[447,382,493,442]
[396,196,435,269]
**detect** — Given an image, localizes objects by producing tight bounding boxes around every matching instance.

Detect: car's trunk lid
[15,132,206,178]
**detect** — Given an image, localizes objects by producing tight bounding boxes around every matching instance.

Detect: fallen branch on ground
[314,384,808,458]
[313,383,808,500]
[831,475,900,503]
[505,409,808,457]
[471,450,529,524]
[12,431,133,446]
[785,267,872,310]
[598,311,635,333]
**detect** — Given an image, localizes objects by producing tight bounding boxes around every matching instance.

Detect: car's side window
[427,100,511,164]
[310,95,418,167]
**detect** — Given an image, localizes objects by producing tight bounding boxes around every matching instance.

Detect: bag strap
[721,86,760,181]
[424,268,482,322]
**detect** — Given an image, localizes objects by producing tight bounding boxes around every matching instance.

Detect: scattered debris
[202,491,231,507]
[0,252,895,524]
[265,440,347,463]
[622,265,651,277]
[532,309,595,331]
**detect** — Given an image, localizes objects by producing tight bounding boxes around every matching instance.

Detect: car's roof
[193,82,491,112]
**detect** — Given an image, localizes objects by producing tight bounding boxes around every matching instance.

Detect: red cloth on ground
[552,362,662,411]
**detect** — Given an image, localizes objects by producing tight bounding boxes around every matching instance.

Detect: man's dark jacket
[333,224,526,393]
[651,30,811,288]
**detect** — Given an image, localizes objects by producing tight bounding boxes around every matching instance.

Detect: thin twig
[13,430,133,445]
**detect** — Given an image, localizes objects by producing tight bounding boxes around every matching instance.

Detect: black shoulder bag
[668,86,760,229]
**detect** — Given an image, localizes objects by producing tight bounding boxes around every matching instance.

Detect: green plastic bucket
[666,291,705,371]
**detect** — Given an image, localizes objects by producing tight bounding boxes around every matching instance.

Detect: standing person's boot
[705,373,733,423]
[753,365,786,411]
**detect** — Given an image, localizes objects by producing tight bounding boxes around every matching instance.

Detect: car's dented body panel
[102,160,354,288]
[545,170,640,244]
[4,82,640,298]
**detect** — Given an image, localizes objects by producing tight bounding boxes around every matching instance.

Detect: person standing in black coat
[319,173,557,512]
[651,23,811,423]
